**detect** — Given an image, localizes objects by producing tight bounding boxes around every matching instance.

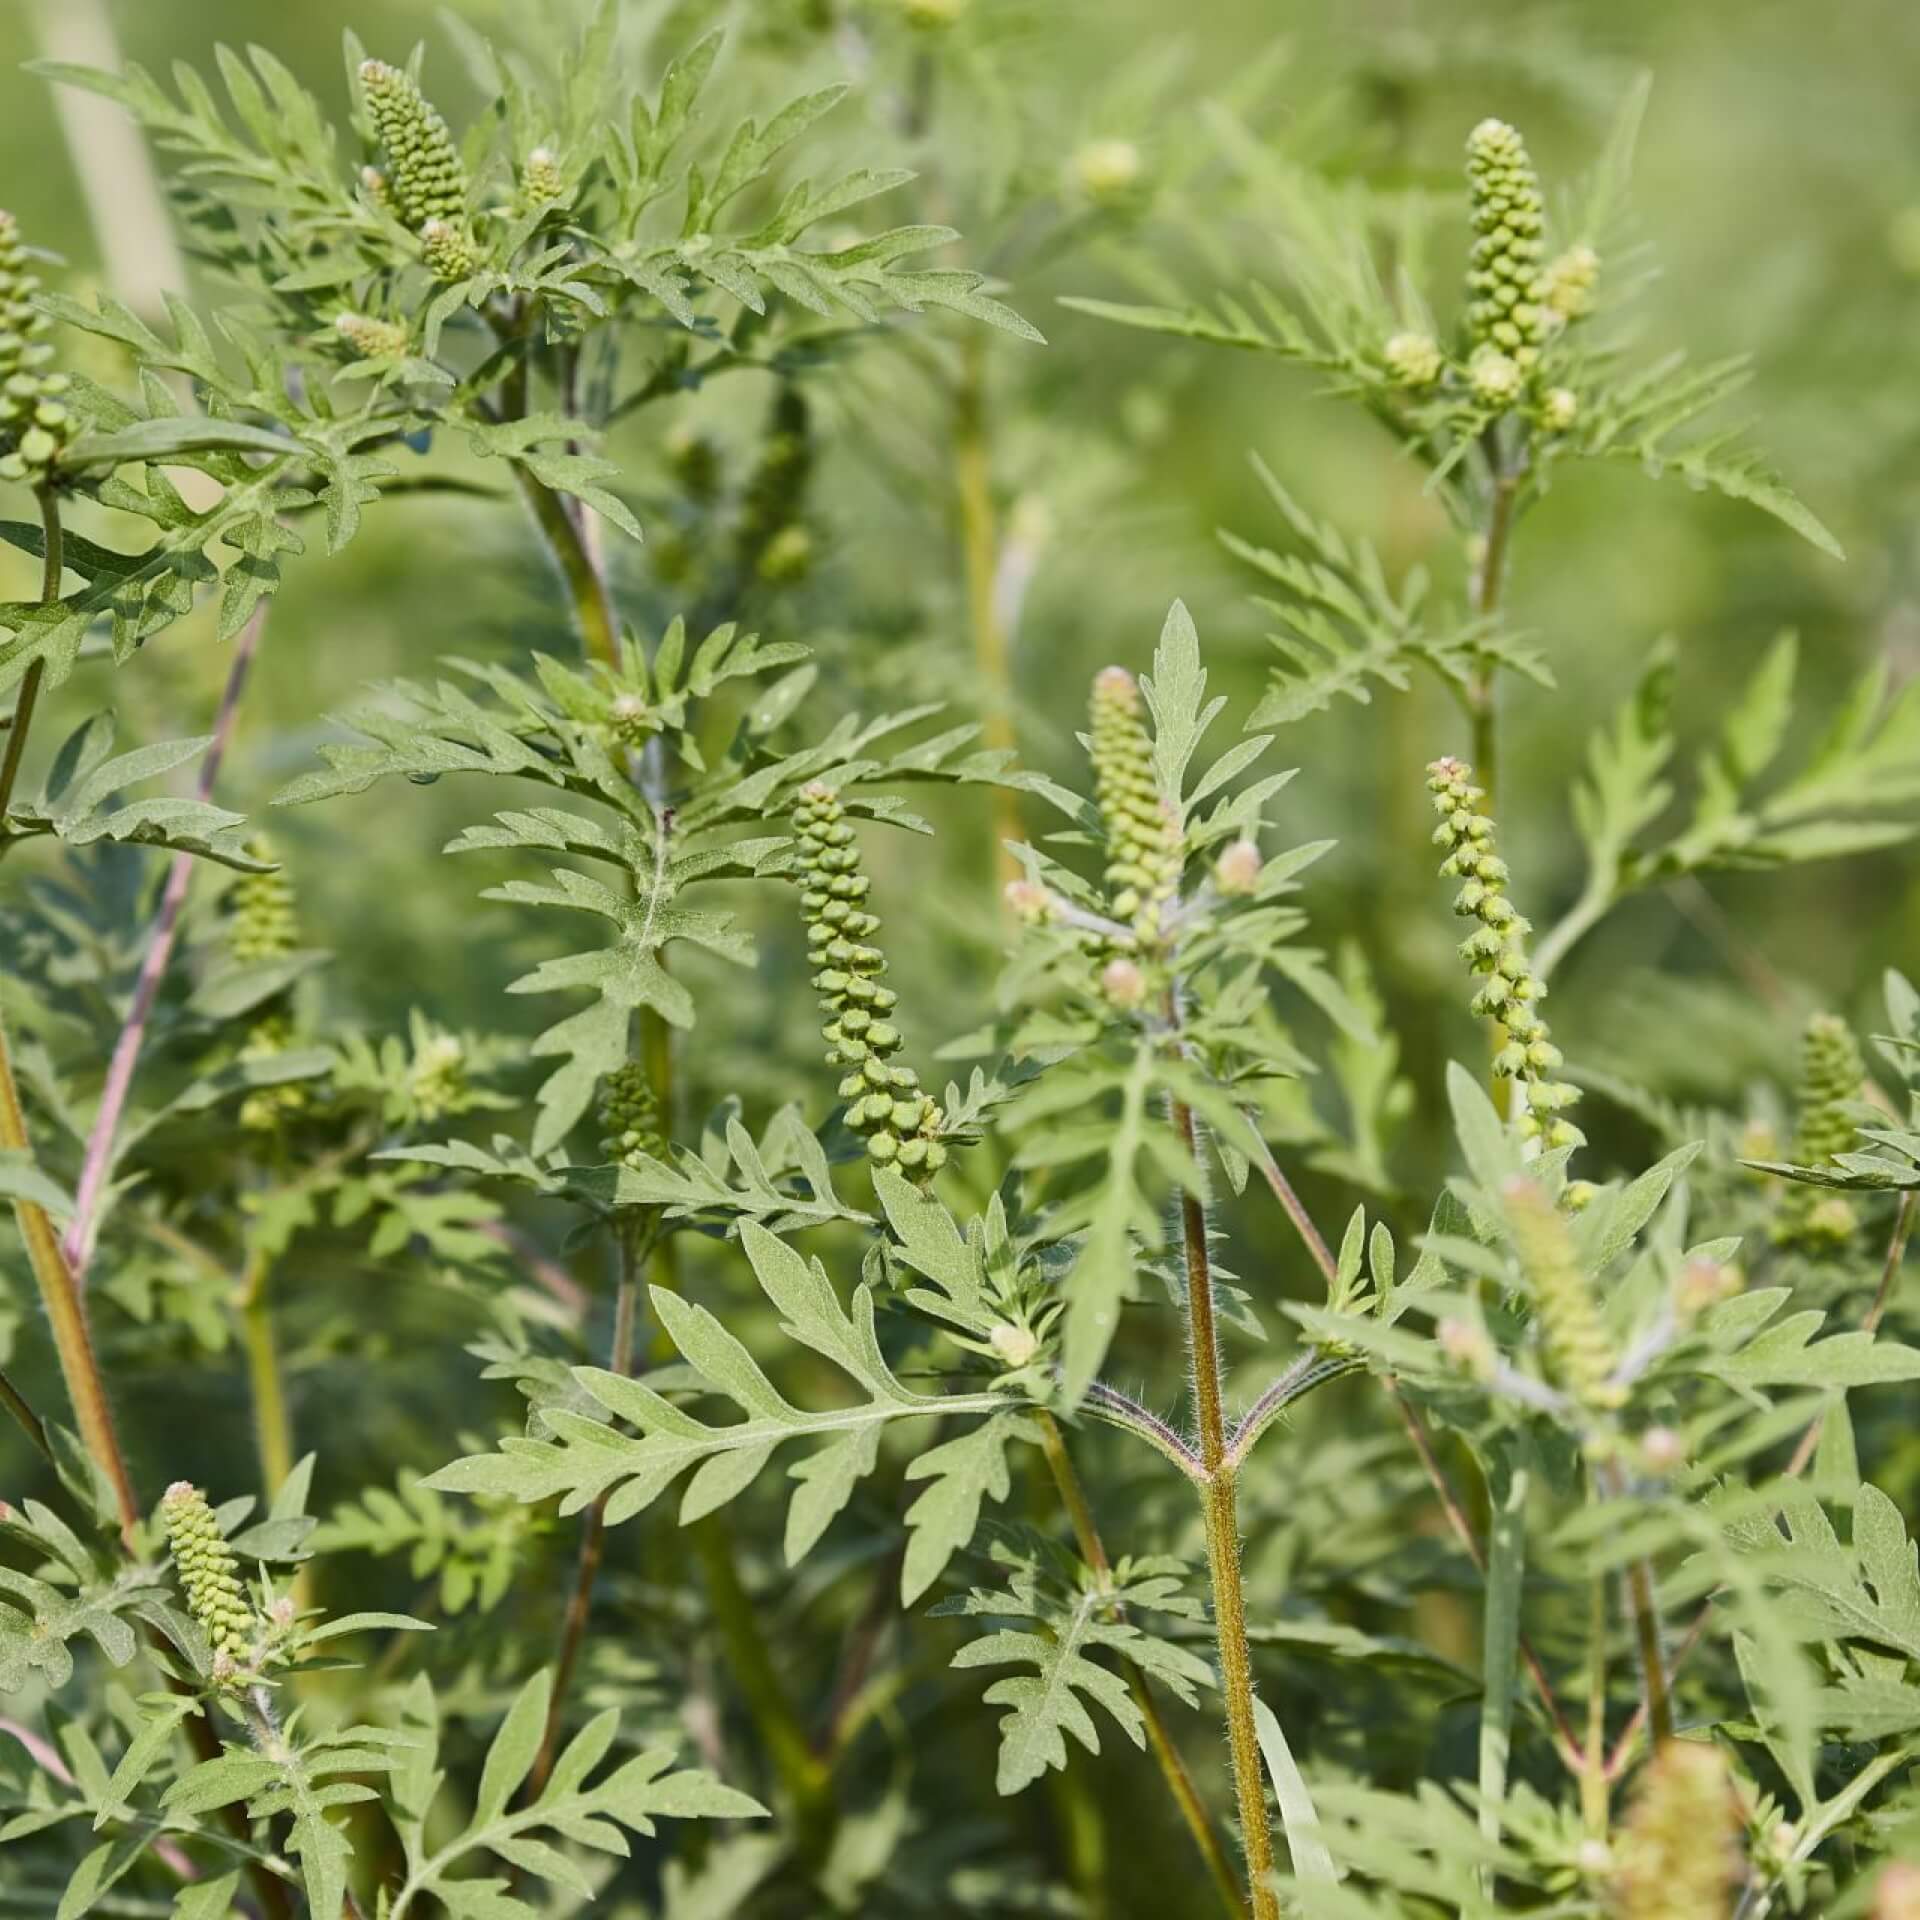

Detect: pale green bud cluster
[229,845,311,1133]
[599,1060,664,1172]
[334,311,410,359]
[793,782,947,1178]
[0,212,74,485]
[420,218,475,282]
[228,845,299,965]
[1773,1012,1865,1252]
[1464,118,1547,369]
[1538,243,1600,323]
[161,1481,255,1662]
[1427,758,1583,1149]
[1501,1176,1622,1413]
[360,61,473,278]
[735,387,813,585]
[407,1028,470,1123]
[522,146,565,206]
[1384,330,1443,389]
[1071,139,1145,207]
[1090,667,1182,941]
[360,61,467,230]
[1613,1741,1739,1920]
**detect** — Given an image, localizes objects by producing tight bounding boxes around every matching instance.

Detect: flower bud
[1072,139,1145,207]
[1540,386,1579,431]
[1004,880,1057,925]
[161,1482,255,1663]
[1468,345,1523,407]
[1213,838,1261,896]
[1384,330,1443,388]
[1465,118,1548,369]
[1614,1741,1740,1920]
[1639,1426,1685,1475]
[988,1322,1040,1367]
[360,60,467,230]
[1100,958,1148,1010]
[1874,1862,1920,1920]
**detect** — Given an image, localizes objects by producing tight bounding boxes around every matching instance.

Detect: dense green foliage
[6,2,1920,1916]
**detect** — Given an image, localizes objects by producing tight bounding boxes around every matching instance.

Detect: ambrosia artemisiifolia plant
[7,9,1920,1919]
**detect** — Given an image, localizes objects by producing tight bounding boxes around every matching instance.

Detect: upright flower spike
[228,842,309,1133]
[228,846,299,965]
[734,386,814,584]
[1427,758,1583,1149]
[1089,667,1182,943]
[160,1481,255,1662]
[1500,1176,1622,1414]
[1772,1011,1866,1252]
[359,61,467,231]
[792,783,947,1177]
[599,1060,664,1172]
[1464,117,1547,375]
[334,311,411,360]
[1613,1741,1740,1920]
[0,211,75,485]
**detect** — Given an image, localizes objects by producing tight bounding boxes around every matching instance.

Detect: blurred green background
[3,0,1917,1075]
[4,0,1920,1904]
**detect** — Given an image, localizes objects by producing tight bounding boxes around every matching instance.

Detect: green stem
[1596,1460,1673,1748]
[954,333,1023,894]
[515,465,620,672]
[1581,1572,1609,1840]
[1036,1410,1250,1920]
[527,1226,642,1801]
[0,493,141,1542]
[236,1260,294,1499]
[1173,1099,1279,1920]
[689,1513,834,1855]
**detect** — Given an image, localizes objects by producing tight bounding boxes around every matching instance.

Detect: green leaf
[943,1547,1211,1795]
[1254,1697,1336,1885]
[426,1223,1012,1560]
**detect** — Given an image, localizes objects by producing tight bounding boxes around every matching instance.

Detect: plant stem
[1172,1100,1279,1920]
[0,494,141,1542]
[1581,1572,1609,1840]
[1245,1122,1584,1775]
[0,489,62,828]
[689,1514,835,1853]
[954,333,1024,892]
[516,466,620,671]
[527,1226,641,1800]
[1035,1410,1250,1920]
[65,602,269,1283]
[1595,1460,1673,1748]
[235,1256,294,1498]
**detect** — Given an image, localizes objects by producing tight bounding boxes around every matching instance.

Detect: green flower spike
[1427,757,1583,1150]
[734,386,814,584]
[0,210,75,485]
[600,1059,665,1173]
[1464,117,1547,375]
[228,842,310,1133]
[1614,1740,1739,1920]
[793,782,947,1178]
[359,61,467,230]
[160,1481,255,1663]
[420,218,475,283]
[334,311,410,360]
[1773,1011,1865,1252]
[1089,666,1182,943]
[1501,1175,1622,1415]
[228,845,299,965]
[522,146,565,206]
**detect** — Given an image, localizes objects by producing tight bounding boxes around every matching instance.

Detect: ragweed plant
[7,11,1920,1920]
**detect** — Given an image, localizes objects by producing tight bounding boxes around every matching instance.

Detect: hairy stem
[1173,1100,1278,1920]
[1036,1410,1250,1920]
[65,602,269,1282]
[527,1227,641,1800]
